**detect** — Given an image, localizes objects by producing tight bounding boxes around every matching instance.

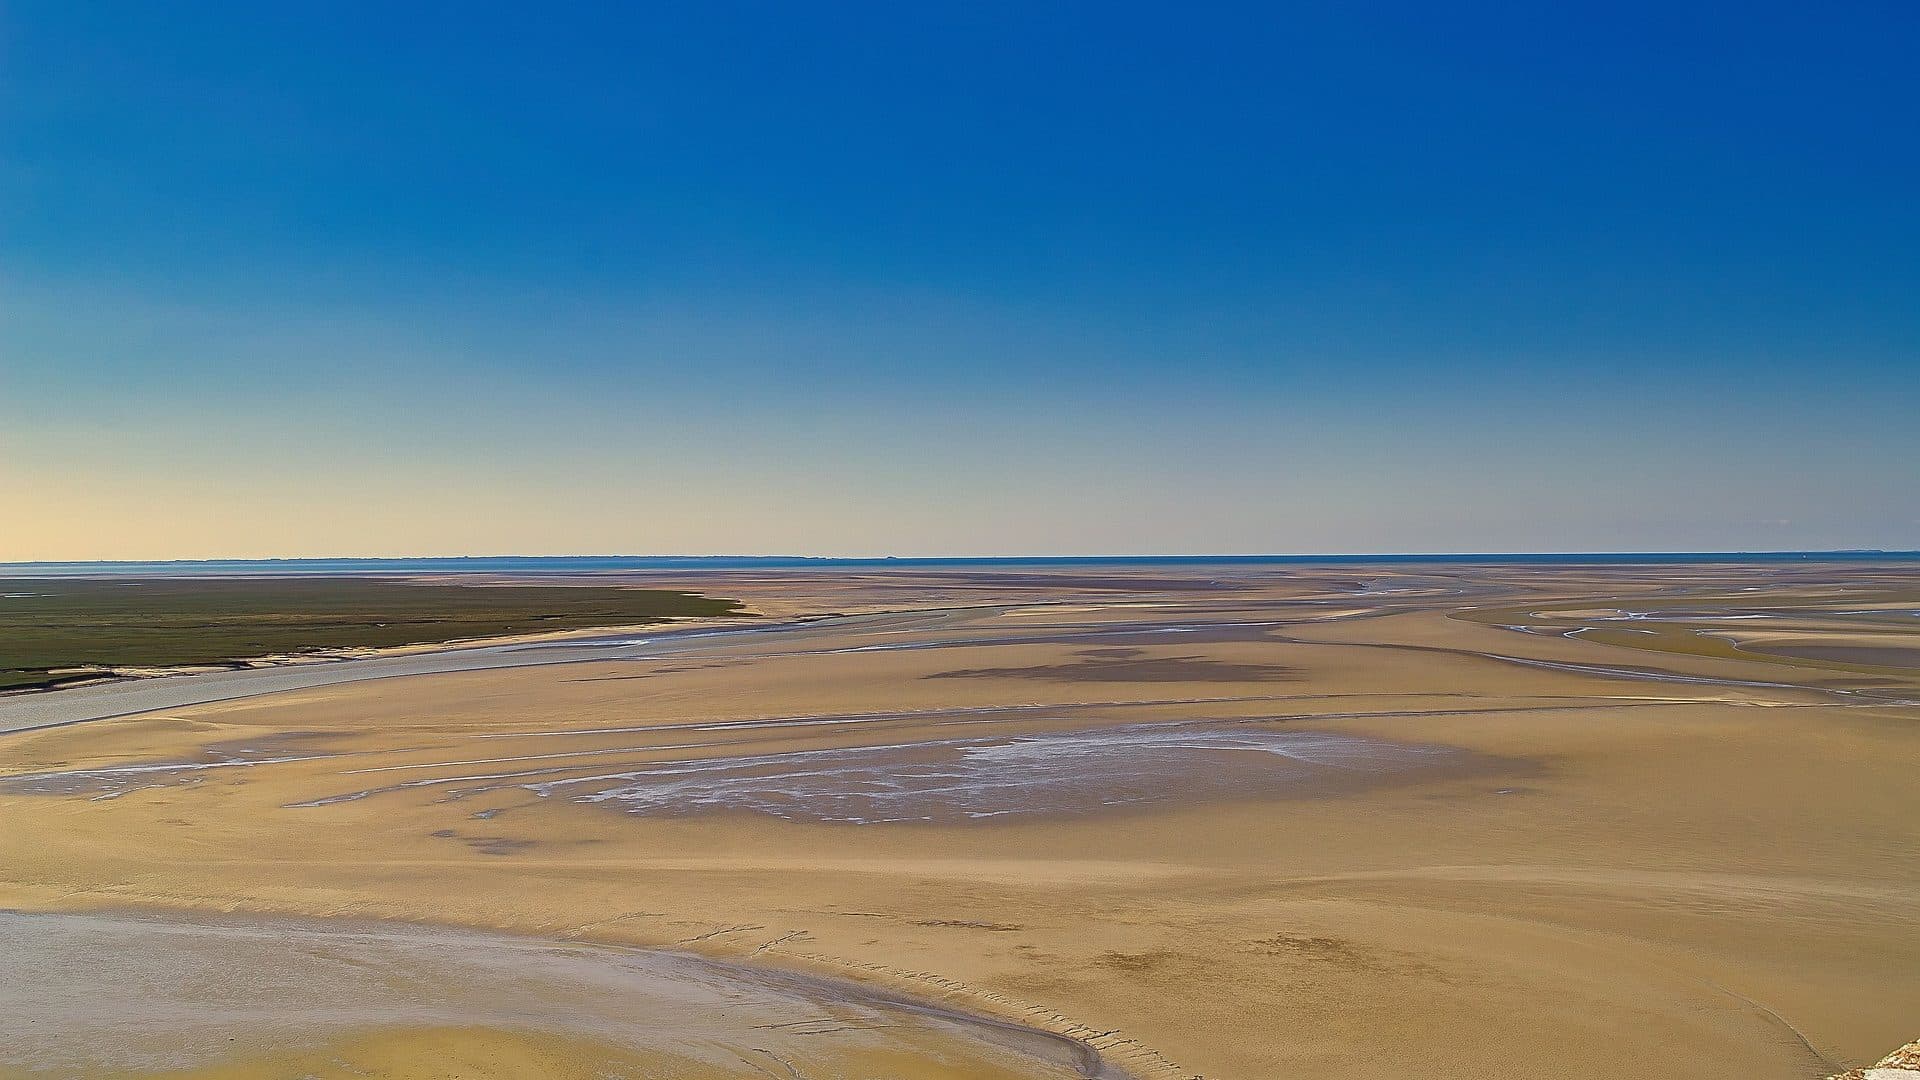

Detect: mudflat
[1,561,1915,1078]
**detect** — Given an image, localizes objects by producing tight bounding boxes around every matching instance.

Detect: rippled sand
[2,561,1916,1078]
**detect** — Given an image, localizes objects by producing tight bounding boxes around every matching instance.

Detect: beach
[1,560,1916,1078]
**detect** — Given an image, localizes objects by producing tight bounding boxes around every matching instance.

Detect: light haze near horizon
[3,4,1916,561]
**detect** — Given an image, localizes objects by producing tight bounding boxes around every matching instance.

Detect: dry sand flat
[0,562,1916,1079]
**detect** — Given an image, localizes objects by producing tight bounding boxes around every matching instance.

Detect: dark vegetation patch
[1252,933,1449,981]
[915,919,1023,932]
[468,836,537,856]
[1093,950,1190,975]
[429,827,536,856]
[0,577,742,691]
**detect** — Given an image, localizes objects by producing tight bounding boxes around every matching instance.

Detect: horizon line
[3,548,1917,570]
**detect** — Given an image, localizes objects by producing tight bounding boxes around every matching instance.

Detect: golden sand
[1,563,1915,1078]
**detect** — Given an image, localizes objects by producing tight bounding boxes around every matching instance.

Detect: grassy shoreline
[0,577,743,692]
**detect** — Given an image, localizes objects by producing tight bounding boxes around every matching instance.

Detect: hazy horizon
[5,548,1918,571]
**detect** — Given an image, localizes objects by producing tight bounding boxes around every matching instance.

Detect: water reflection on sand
[0,910,1115,1079]
[540,723,1460,824]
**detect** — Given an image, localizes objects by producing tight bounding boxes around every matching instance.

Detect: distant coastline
[2,550,1917,577]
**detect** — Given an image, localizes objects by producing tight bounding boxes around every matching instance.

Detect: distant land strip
[0,577,743,693]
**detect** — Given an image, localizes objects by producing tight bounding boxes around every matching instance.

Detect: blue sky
[2,2,1916,558]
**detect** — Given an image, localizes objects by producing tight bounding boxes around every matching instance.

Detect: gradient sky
[3,2,1916,559]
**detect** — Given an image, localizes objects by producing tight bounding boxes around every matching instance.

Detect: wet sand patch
[928,649,1299,683]
[528,722,1479,824]
[0,731,341,799]
[0,910,1113,1080]
[1736,642,1920,669]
